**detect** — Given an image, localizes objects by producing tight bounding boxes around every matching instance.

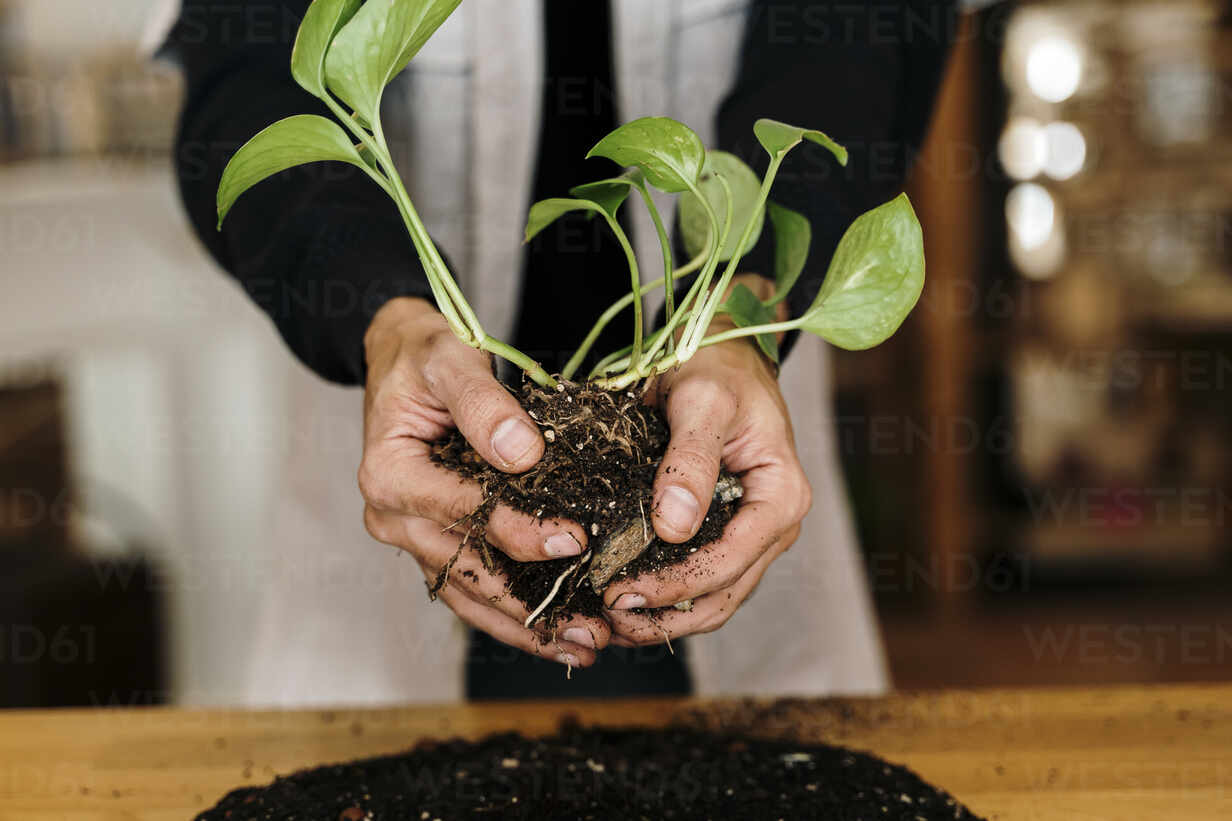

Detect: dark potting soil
[430,381,735,625]
[195,722,986,821]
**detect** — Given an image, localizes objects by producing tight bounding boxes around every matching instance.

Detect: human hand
[601,276,812,646]
[359,297,611,666]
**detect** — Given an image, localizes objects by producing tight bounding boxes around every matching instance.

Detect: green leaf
[766,202,811,304]
[291,0,363,99]
[754,118,848,166]
[217,115,369,228]
[720,284,779,363]
[523,198,607,243]
[325,0,463,126]
[679,151,765,262]
[569,169,643,220]
[801,193,924,350]
[586,117,704,194]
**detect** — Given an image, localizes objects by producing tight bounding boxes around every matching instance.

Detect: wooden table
[0,684,1228,820]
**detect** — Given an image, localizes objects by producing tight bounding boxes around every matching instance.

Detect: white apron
[156,0,891,705]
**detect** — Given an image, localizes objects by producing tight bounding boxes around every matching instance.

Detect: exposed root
[647,609,674,655]
[427,521,474,601]
[428,379,738,629]
[550,631,573,680]
[524,550,591,629]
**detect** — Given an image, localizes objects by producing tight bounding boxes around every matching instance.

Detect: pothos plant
[217,0,926,395]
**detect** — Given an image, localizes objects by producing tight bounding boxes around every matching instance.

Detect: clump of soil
[429,381,737,626]
[196,722,987,820]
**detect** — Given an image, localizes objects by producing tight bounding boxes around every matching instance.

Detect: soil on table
[196,720,987,820]
[429,380,736,627]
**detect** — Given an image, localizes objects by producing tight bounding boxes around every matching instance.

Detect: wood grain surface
[0,684,1228,820]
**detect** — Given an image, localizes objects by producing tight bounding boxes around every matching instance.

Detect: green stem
[640,179,728,373]
[637,185,675,354]
[603,316,802,391]
[323,96,472,342]
[590,310,695,389]
[682,154,783,357]
[324,96,553,388]
[373,119,486,343]
[676,174,733,356]
[561,249,707,381]
[600,214,643,374]
[481,337,558,389]
[696,318,802,349]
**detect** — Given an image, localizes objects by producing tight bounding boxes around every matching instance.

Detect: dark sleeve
[167,0,433,385]
[717,0,958,359]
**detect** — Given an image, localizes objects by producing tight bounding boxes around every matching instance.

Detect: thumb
[429,348,544,473]
[652,383,735,543]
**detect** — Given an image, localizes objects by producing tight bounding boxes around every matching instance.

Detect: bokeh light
[999,117,1047,180]
[1026,36,1082,103]
[1042,121,1086,180]
[1007,182,1056,251]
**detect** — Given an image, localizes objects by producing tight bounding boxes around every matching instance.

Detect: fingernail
[492,418,540,465]
[657,485,700,535]
[556,652,580,667]
[611,593,647,611]
[544,532,582,558]
[562,627,595,648]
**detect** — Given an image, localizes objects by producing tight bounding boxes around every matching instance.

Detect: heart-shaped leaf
[766,202,811,304]
[523,198,608,243]
[754,118,848,166]
[587,117,704,194]
[291,0,363,100]
[801,193,924,350]
[569,169,644,220]
[679,151,765,261]
[325,0,463,126]
[217,114,370,228]
[721,284,779,363]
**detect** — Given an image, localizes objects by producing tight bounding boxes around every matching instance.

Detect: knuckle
[654,579,693,607]
[712,562,745,593]
[435,490,475,527]
[794,476,814,521]
[670,377,737,421]
[700,609,733,634]
[452,376,502,429]
[665,442,721,483]
[362,506,394,545]
[357,459,391,509]
[419,331,467,395]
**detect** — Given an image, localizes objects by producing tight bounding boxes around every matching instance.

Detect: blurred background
[1,0,1230,707]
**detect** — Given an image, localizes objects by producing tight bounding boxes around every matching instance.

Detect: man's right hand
[359,297,609,667]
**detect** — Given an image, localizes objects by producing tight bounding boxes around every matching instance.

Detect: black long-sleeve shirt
[168,0,955,385]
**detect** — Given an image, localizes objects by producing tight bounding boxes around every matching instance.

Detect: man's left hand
[602,275,812,645]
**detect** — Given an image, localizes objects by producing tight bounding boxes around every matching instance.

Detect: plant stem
[323,96,554,388]
[637,185,675,354]
[675,174,732,357]
[600,214,644,374]
[682,155,783,357]
[590,310,694,389]
[639,180,727,374]
[322,96,472,342]
[481,337,558,389]
[611,316,801,389]
[561,249,707,381]
[696,318,802,349]
[373,119,486,343]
